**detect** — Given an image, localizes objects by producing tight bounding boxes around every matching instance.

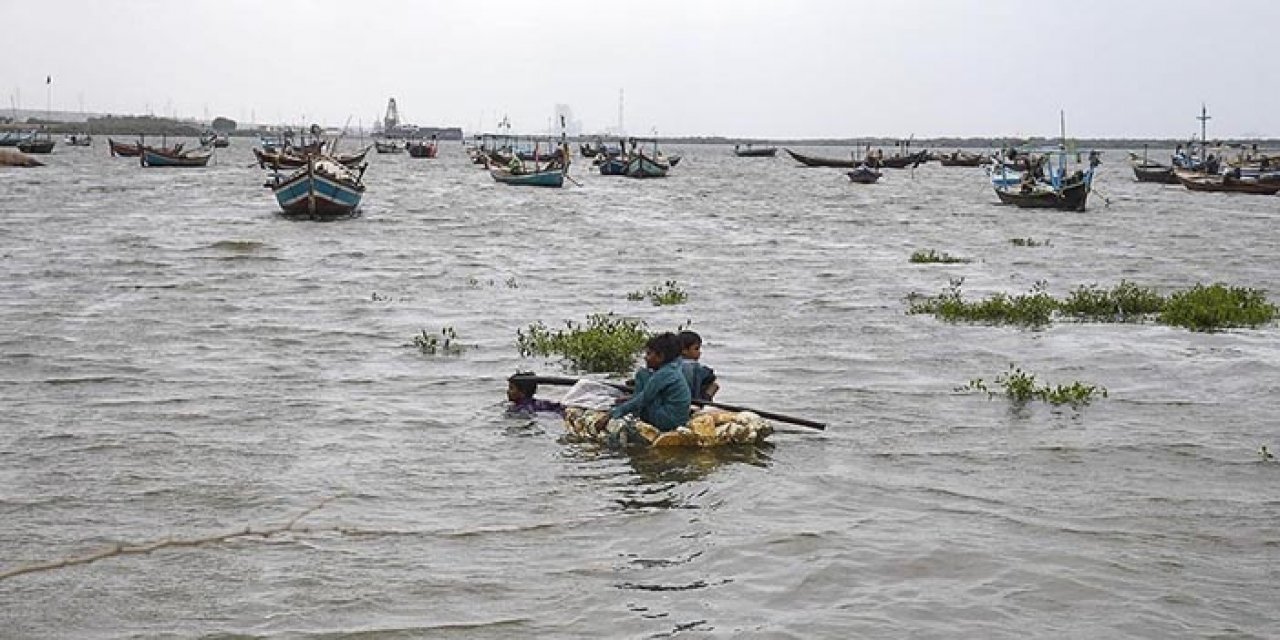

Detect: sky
[4,0,1278,139]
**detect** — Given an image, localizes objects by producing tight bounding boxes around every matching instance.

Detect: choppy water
[2,140,1278,639]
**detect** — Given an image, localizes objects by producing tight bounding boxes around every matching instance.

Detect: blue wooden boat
[598,157,627,175]
[488,165,564,187]
[140,146,213,167]
[267,157,367,217]
[624,153,668,178]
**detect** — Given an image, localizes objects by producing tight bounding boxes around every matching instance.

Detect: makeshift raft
[563,406,772,448]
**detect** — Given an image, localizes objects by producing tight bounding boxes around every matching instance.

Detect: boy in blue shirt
[678,330,719,401]
[601,332,690,432]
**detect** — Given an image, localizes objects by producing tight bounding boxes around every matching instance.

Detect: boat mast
[1197,103,1211,167]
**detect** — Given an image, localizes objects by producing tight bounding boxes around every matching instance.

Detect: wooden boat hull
[1133,164,1178,183]
[256,145,369,169]
[847,168,881,184]
[1175,171,1280,195]
[488,167,564,187]
[624,154,668,178]
[108,138,142,157]
[878,151,930,169]
[995,180,1091,211]
[271,161,366,217]
[734,147,777,157]
[939,153,989,167]
[784,148,858,168]
[407,142,437,158]
[141,148,213,167]
[598,158,627,175]
[17,140,54,154]
[374,141,403,154]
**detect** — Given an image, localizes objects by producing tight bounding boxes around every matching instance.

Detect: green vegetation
[909,249,971,264]
[958,364,1108,407]
[910,279,1277,332]
[626,280,688,306]
[1010,238,1050,247]
[414,326,465,356]
[517,313,650,373]
[1160,283,1278,331]
[908,278,1057,328]
[1060,281,1165,322]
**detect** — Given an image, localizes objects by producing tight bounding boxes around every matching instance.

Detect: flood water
[2,140,1278,638]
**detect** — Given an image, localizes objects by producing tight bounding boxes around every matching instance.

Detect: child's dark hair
[646,332,682,365]
[509,375,538,397]
[678,330,702,350]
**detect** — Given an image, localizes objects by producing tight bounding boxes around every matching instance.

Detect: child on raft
[597,332,691,432]
[678,330,719,401]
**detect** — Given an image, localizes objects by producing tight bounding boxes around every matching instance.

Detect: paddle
[508,374,827,430]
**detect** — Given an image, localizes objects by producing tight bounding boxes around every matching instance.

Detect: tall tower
[617,89,624,135]
[383,98,400,133]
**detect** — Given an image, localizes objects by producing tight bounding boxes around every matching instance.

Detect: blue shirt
[610,359,691,431]
[680,359,717,401]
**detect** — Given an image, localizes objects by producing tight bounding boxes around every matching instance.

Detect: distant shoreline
[2,114,1274,149]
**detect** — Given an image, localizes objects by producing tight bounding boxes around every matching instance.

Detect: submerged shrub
[1160,283,1278,331]
[415,326,465,356]
[627,280,689,306]
[517,312,651,373]
[1061,280,1166,322]
[1010,237,1050,247]
[908,278,1056,328]
[958,364,1107,408]
[909,249,971,264]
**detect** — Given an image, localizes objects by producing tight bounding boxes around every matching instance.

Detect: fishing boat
[733,143,778,157]
[266,156,367,218]
[623,138,670,178]
[63,133,92,147]
[0,131,28,146]
[198,130,229,148]
[17,131,55,154]
[1129,153,1178,184]
[938,150,989,167]
[374,139,403,154]
[1174,169,1280,195]
[993,147,1098,211]
[108,138,143,157]
[876,150,930,169]
[254,144,370,170]
[406,138,438,158]
[488,164,565,187]
[847,165,882,184]
[784,148,859,168]
[140,146,214,167]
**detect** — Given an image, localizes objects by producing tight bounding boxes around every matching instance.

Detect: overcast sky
[5,0,1277,139]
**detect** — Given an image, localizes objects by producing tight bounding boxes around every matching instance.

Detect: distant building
[372,97,464,140]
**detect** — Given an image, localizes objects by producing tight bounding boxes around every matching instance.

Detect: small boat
[784,148,859,168]
[876,150,930,169]
[666,154,682,167]
[995,175,1092,210]
[624,153,668,178]
[0,131,28,147]
[110,138,182,158]
[141,146,214,167]
[63,133,93,147]
[733,144,777,157]
[199,131,230,148]
[1174,169,1280,195]
[254,144,370,170]
[847,165,882,184]
[406,138,438,158]
[488,166,564,187]
[267,156,367,218]
[938,150,989,167]
[17,132,55,154]
[374,139,403,154]
[598,157,627,175]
